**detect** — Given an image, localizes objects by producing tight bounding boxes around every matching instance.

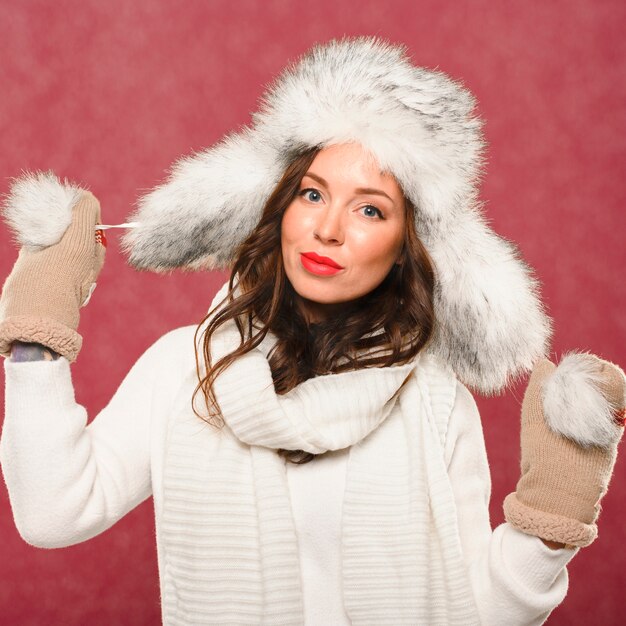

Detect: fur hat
[3,37,552,395]
[120,36,551,394]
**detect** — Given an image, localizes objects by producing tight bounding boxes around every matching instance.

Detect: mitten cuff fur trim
[503,492,597,548]
[0,315,82,362]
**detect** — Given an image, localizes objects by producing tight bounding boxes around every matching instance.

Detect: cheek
[281,205,303,248]
[350,228,404,269]
[280,211,293,248]
[281,206,306,278]
[281,204,318,253]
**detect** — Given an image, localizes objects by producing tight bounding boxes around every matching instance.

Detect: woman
[0,37,624,625]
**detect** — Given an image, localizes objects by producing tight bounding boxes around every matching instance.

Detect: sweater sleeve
[445,381,579,626]
[0,326,194,549]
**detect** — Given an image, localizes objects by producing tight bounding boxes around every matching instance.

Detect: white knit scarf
[160,286,480,625]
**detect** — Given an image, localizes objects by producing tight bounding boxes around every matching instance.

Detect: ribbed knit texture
[157,285,480,624]
[341,359,479,624]
[1,322,581,625]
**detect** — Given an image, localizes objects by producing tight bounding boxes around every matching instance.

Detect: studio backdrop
[0,1,624,624]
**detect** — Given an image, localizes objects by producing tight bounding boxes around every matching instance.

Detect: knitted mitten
[0,175,106,362]
[504,353,626,548]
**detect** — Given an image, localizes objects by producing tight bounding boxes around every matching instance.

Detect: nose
[313,204,344,245]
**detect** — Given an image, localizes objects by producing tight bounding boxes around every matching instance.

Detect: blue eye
[360,205,384,219]
[301,188,322,203]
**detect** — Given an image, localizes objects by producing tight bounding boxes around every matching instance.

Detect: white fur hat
[120,36,552,394]
[2,37,552,395]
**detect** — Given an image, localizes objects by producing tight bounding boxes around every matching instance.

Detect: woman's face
[281,143,406,323]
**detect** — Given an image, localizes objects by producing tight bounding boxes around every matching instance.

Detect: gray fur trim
[0,30,553,395]
[2,172,84,249]
[426,208,551,393]
[542,352,624,448]
[121,130,286,272]
[253,37,484,228]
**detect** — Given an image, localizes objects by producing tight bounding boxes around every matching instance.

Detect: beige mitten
[0,177,106,362]
[504,354,626,547]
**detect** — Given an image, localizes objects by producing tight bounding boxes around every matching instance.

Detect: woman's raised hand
[504,353,626,548]
[0,190,106,362]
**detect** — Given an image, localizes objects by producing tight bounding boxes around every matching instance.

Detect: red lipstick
[300,252,344,276]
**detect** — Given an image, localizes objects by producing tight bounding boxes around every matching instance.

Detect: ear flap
[120,128,286,272]
[425,208,552,394]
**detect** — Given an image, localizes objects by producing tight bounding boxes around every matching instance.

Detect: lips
[300,252,344,276]
[301,252,343,269]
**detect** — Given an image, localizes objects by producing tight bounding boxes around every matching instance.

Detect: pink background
[0,0,624,623]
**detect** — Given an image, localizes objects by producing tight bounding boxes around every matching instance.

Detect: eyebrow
[303,171,395,203]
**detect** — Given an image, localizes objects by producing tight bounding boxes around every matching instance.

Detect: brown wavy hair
[193,146,436,464]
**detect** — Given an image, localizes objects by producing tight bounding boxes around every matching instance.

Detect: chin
[295,286,347,305]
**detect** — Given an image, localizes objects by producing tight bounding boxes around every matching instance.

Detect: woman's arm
[10,341,60,361]
[0,326,193,548]
[445,381,578,626]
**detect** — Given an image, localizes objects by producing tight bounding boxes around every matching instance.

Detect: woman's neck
[294,294,350,324]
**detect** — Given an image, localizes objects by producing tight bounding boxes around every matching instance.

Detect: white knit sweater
[0,326,577,625]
